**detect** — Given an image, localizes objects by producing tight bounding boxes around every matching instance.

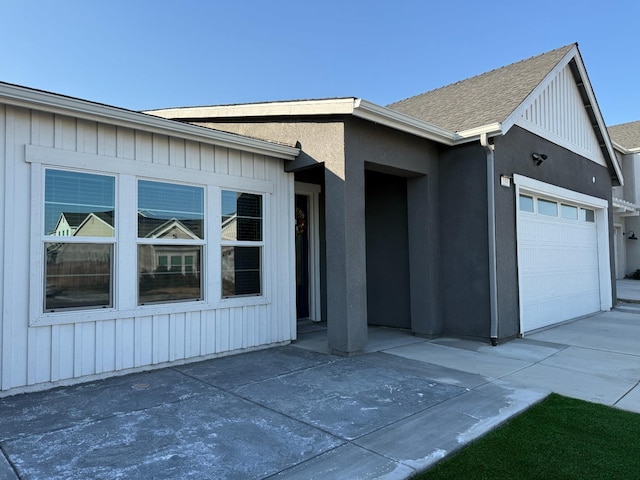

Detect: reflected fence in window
[44,243,112,311]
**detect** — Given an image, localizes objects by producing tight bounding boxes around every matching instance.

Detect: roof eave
[353,99,456,145]
[145,98,358,118]
[612,141,640,155]
[0,83,299,161]
[148,98,459,147]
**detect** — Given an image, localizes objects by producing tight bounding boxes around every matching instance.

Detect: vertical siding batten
[228,149,242,177]
[5,107,30,389]
[169,137,186,168]
[152,134,169,165]
[200,143,214,172]
[135,131,153,163]
[214,145,229,174]
[185,140,201,170]
[116,126,136,160]
[241,151,254,178]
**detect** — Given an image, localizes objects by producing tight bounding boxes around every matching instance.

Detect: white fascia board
[149,98,459,147]
[146,98,358,119]
[0,83,299,160]
[352,99,456,145]
[570,50,623,185]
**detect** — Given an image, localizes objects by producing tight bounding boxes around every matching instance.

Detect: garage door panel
[518,194,601,333]
[522,292,600,332]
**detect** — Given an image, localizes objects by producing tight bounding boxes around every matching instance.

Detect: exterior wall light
[625,231,638,240]
[532,153,547,166]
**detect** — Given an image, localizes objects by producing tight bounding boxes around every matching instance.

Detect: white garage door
[517,192,602,333]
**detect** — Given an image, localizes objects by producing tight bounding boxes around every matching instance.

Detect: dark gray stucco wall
[493,126,615,338]
[365,171,411,328]
[438,143,491,339]
[345,118,442,336]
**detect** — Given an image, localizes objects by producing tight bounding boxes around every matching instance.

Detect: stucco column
[324,155,368,355]
[407,174,442,335]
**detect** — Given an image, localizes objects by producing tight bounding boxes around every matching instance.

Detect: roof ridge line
[387,43,577,107]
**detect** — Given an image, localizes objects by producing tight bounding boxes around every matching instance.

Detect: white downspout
[481,133,499,346]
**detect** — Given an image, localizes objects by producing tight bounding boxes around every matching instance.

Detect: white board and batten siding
[515,64,607,168]
[0,103,296,394]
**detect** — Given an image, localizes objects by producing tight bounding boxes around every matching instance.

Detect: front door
[295,194,310,319]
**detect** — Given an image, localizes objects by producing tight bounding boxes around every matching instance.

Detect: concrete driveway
[1,291,639,479]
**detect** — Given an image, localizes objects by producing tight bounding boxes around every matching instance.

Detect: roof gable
[387,45,574,133]
[514,64,607,167]
[388,43,621,185]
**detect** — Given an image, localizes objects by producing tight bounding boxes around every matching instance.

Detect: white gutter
[481,132,499,346]
[612,140,640,155]
[0,82,299,160]
[456,123,503,142]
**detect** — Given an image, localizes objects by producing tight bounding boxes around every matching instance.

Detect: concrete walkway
[0,285,639,479]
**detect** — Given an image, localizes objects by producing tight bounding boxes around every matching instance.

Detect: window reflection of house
[46,210,115,310]
[73,211,114,237]
[52,211,114,237]
[137,213,203,304]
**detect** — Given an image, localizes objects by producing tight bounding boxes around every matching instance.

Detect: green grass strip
[417,393,640,480]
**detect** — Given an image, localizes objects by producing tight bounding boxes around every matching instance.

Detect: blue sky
[1,0,638,126]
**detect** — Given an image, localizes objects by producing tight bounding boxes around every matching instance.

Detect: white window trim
[513,174,612,335]
[28,147,274,327]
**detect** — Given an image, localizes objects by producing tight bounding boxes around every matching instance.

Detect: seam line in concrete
[0,443,21,479]
[614,380,640,407]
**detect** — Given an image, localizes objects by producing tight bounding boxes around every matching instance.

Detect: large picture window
[137,180,204,304]
[43,169,115,311]
[221,190,263,297]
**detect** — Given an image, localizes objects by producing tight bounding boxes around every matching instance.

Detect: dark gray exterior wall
[197,117,443,349]
[365,171,411,329]
[187,118,616,346]
[437,126,615,341]
[345,118,442,336]
[438,143,491,339]
[492,125,615,338]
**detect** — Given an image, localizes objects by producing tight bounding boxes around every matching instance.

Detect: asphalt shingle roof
[387,44,576,133]
[608,121,640,151]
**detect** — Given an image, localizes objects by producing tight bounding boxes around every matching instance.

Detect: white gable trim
[502,47,577,134]
[514,64,606,166]
[501,46,622,185]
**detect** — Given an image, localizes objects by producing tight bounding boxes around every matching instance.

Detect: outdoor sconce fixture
[532,153,547,166]
[625,231,638,240]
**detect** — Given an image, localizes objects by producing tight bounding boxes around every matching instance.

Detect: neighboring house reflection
[46,211,203,307]
[46,210,115,309]
[137,212,203,303]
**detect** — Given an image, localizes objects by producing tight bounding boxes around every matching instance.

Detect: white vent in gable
[515,65,606,167]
